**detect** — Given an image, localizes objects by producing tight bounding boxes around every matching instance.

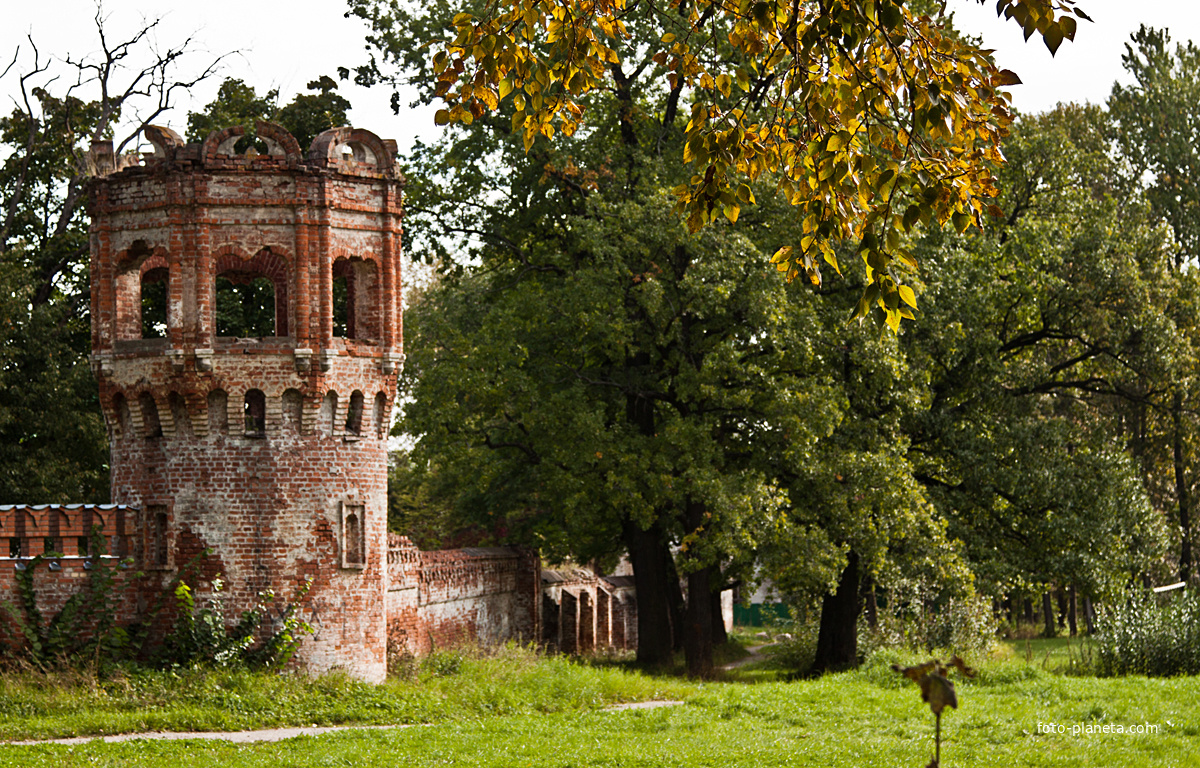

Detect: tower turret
[87,121,403,681]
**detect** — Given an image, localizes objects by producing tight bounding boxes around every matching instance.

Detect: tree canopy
[356,0,1090,331]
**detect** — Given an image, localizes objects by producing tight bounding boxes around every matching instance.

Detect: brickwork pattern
[86,122,404,681]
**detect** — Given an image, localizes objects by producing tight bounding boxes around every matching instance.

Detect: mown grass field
[0,641,1197,767]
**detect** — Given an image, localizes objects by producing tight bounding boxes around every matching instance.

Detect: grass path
[0,651,1197,767]
[0,644,1197,766]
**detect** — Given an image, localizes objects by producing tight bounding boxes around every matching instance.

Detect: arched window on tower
[141,267,168,338]
[114,240,170,342]
[139,393,162,439]
[320,391,338,437]
[332,257,380,343]
[373,392,390,439]
[244,389,266,437]
[282,389,303,434]
[214,248,289,338]
[346,390,364,436]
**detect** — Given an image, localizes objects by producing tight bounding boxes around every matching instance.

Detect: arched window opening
[146,505,169,568]
[213,248,289,339]
[282,389,304,434]
[114,237,156,338]
[169,392,191,438]
[207,389,229,435]
[346,391,364,436]
[320,391,338,437]
[341,502,366,569]
[244,389,266,437]
[139,393,162,438]
[332,257,379,342]
[112,393,132,438]
[216,274,276,337]
[141,267,168,338]
[373,392,390,439]
[332,273,350,337]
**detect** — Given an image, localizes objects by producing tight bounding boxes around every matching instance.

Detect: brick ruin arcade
[0,122,638,681]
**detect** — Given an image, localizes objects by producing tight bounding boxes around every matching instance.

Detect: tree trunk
[1067,586,1078,637]
[710,583,728,647]
[810,551,861,674]
[1042,592,1055,638]
[1083,596,1096,635]
[664,544,686,652]
[622,517,674,666]
[683,562,715,677]
[1174,390,1193,582]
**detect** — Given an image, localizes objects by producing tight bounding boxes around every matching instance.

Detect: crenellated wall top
[87,121,405,182]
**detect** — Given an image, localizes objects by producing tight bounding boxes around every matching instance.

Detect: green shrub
[1094,588,1200,677]
[160,576,313,670]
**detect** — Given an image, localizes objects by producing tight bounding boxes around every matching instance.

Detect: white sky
[2,1,1200,153]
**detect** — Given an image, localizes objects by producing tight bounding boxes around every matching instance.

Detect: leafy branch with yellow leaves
[430,0,1089,331]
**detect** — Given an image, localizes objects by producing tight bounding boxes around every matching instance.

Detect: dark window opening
[332,257,379,342]
[216,274,276,337]
[9,538,22,558]
[346,391,364,436]
[141,267,169,338]
[244,389,266,437]
[332,274,349,337]
[373,392,390,439]
[77,536,90,556]
[43,537,60,556]
[139,393,163,438]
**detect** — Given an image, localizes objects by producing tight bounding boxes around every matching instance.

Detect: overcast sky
[3,1,1200,155]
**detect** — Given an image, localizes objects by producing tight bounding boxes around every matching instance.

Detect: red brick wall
[386,539,540,656]
[86,122,404,681]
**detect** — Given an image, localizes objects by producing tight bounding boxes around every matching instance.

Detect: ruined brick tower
[87,122,403,681]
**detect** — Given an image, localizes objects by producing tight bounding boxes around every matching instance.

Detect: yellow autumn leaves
[431,0,1087,330]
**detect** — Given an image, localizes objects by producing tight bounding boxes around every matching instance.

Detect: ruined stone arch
[309,127,395,173]
[109,392,132,440]
[200,122,302,164]
[332,253,381,343]
[373,392,390,439]
[137,391,163,439]
[213,245,291,337]
[113,241,171,341]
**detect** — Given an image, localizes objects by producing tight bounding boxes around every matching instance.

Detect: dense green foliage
[1094,589,1200,677]
[359,0,1200,676]
[186,76,352,150]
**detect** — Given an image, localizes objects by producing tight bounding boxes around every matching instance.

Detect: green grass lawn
[0,645,1197,767]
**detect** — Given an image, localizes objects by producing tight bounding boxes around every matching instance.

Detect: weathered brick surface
[386,536,541,655]
[86,122,404,681]
[0,122,620,679]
